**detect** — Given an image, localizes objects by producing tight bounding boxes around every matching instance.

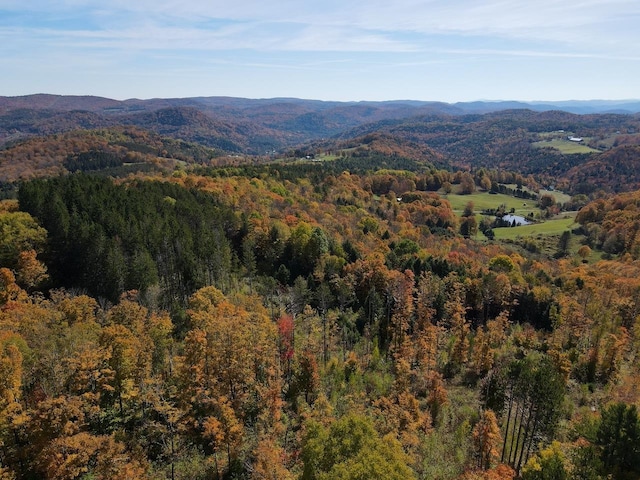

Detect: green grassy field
[538,189,571,205]
[443,191,537,217]
[315,152,340,161]
[532,138,600,154]
[445,190,582,247]
[490,214,577,240]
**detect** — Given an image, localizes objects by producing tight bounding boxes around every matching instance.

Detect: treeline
[489,183,537,200]
[63,150,125,172]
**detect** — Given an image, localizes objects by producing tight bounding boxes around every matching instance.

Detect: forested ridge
[327,110,640,188]
[2,96,639,156]
[3,107,640,194]
[2,110,640,479]
[0,127,226,184]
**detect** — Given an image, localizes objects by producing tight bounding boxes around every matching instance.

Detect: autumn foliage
[2,143,640,480]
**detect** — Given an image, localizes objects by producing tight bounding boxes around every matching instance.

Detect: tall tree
[596,402,640,477]
[500,354,566,474]
[473,410,502,470]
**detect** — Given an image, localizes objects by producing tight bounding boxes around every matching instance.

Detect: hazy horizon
[4,93,640,105]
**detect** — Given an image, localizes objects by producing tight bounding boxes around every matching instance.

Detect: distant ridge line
[1,94,640,115]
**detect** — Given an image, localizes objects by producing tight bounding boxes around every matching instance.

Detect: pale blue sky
[1,0,639,102]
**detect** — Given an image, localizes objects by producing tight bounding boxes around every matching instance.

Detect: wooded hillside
[2,100,640,479]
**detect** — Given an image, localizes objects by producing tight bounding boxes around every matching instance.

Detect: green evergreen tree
[596,402,640,478]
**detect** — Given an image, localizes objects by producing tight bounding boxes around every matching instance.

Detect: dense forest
[2,98,640,479]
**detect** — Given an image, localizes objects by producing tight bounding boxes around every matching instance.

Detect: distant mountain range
[2,94,640,115]
[453,100,640,115]
[1,94,639,154]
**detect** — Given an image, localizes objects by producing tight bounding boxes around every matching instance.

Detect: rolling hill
[3,94,639,152]
[0,127,225,183]
[2,95,640,193]
[562,145,640,193]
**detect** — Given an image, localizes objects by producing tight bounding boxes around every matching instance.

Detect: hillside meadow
[443,191,538,218]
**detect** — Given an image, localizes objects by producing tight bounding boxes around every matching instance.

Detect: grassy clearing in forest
[538,189,571,205]
[491,214,577,240]
[443,191,537,217]
[532,138,600,154]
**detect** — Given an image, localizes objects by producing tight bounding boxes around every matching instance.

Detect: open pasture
[443,191,538,217]
[491,213,577,240]
[532,137,600,154]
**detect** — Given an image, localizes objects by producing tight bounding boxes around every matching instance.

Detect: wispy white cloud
[0,23,416,54]
[1,0,638,100]
[3,0,639,53]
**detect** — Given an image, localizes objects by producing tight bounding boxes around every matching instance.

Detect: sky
[1,0,639,103]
